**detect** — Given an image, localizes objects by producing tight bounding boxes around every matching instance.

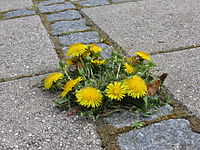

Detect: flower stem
[116,63,121,79]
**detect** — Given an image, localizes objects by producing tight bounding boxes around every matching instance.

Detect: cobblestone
[39,2,75,13]
[59,31,100,45]
[47,10,82,21]
[118,119,200,150]
[51,19,90,35]
[105,104,173,128]
[77,0,110,7]
[3,9,36,19]
[39,0,65,6]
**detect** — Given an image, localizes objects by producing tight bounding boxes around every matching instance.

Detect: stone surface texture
[152,48,200,118]
[118,119,200,150]
[51,19,90,35]
[77,0,110,7]
[0,16,59,80]
[47,10,82,21]
[106,105,173,128]
[39,2,75,13]
[3,9,36,19]
[0,0,33,12]
[0,75,102,150]
[39,0,65,6]
[59,31,100,45]
[83,0,200,53]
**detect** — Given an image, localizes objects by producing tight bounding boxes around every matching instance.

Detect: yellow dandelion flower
[61,77,83,97]
[105,82,127,101]
[124,75,147,98]
[134,51,151,61]
[91,59,106,65]
[76,87,102,108]
[44,72,64,89]
[124,63,134,74]
[89,44,102,53]
[82,51,90,58]
[66,43,88,57]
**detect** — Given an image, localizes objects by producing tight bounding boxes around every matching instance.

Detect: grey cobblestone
[51,19,90,35]
[47,10,82,21]
[105,104,173,128]
[77,0,110,7]
[39,2,75,13]
[97,43,113,59]
[39,0,65,6]
[3,9,36,19]
[59,31,100,45]
[118,119,200,150]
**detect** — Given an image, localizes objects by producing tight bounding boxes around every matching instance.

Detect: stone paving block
[0,16,59,80]
[0,0,33,12]
[0,75,102,150]
[47,10,81,21]
[77,0,110,7]
[51,19,90,35]
[83,0,200,53]
[152,48,200,118]
[3,9,36,19]
[39,2,75,13]
[59,31,100,45]
[118,119,200,150]
[39,0,65,6]
[105,105,173,128]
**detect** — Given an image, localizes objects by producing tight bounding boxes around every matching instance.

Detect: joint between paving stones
[150,44,200,56]
[0,69,59,84]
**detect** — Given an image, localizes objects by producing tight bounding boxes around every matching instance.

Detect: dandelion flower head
[134,51,151,61]
[61,77,83,97]
[66,43,88,57]
[124,75,147,98]
[124,63,134,74]
[91,59,106,65]
[44,72,64,89]
[76,87,103,108]
[105,82,127,101]
[89,44,102,53]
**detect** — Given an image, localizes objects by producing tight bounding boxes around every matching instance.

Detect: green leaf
[57,97,68,104]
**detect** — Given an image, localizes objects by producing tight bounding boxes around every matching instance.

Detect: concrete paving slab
[0,16,59,80]
[83,0,200,53]
[152,48,200,118]
[118,119,200,150]
[0,75,102,150]
[0,0,33,12]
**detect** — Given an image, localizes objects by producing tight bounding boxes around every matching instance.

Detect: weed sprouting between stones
[41,43,167,120]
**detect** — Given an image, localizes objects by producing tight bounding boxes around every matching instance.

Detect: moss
[95,119,121,150]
